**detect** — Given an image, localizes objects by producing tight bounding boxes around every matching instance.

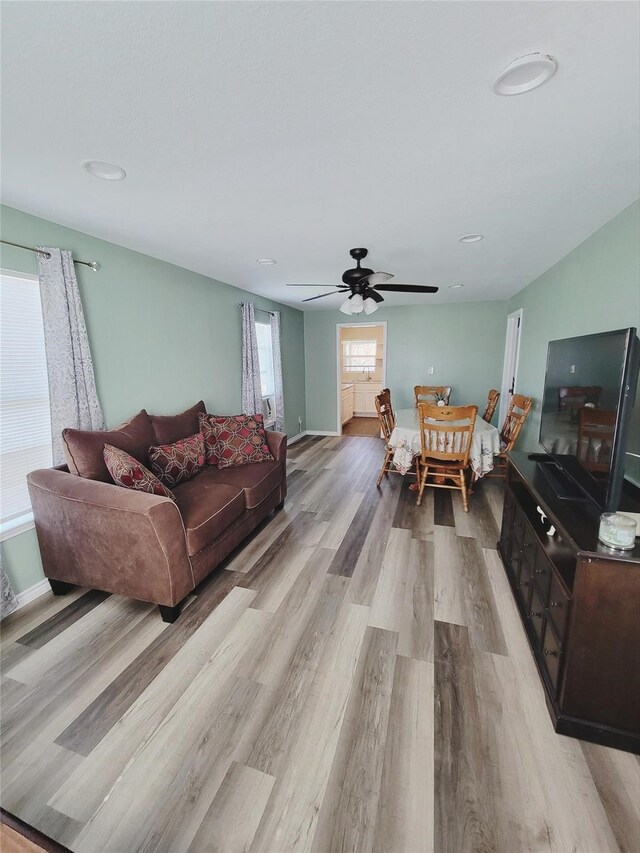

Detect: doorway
[498,309,523,427]
[336,322,387,435]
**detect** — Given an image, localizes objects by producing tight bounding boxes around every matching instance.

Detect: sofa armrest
[27,468,195,607]
[265,430,287,463]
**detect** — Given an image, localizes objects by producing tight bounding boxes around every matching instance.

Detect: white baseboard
[286,432,307,445]
[14,577,50,610]
[305,430,340,437]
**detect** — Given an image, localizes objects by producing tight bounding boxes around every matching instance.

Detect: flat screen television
[538,328,640,511]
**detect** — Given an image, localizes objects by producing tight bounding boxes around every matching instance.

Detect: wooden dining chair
[379,387,395,421]
[375,389,414,487]
[482,389,500,423]
[414,385,452,406]
[488,393,533,477]
[415,403,478,511]
[577,407,615,474]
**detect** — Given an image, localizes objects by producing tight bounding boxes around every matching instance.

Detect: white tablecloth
[388,408,502,478]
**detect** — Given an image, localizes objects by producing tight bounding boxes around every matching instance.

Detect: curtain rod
[239,302,276,315]
[0,240,100,272]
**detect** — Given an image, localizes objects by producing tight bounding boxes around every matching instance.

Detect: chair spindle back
[417,403,478,466]
[482,389,500,423]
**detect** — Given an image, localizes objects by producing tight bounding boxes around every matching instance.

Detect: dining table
[388,407,502,479]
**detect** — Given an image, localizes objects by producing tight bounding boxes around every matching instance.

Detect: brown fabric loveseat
[26,401,287,622]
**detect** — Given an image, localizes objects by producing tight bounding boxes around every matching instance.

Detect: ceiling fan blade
[374,284,439,294]
[359,271,394,286]
[286,283,341,287]
[301,289,349,302]
[365,288,384,303]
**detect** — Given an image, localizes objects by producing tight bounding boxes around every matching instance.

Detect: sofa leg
[275,500,285,512]
[49,579,74,596]
[158,603,182,623]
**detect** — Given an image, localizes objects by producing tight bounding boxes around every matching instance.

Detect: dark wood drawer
[541,620,562,692]
[546,572,570,643]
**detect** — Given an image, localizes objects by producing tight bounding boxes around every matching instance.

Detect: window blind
[342,339,377,369]
[0,272,52,528]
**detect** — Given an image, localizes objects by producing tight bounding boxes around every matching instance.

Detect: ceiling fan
[286,248,439,315]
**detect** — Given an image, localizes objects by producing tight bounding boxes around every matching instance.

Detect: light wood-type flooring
[1,435,639,853]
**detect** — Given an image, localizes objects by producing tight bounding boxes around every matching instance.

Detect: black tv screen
[539,328,640,511]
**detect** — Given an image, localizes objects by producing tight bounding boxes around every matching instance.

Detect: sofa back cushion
[62,409,155,482]
[149,432,206,487]
[149,401,206,446]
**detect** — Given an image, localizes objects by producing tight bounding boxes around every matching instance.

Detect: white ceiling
[2,1,639,310]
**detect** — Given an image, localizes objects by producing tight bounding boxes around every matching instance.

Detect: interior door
[498,310,523,427]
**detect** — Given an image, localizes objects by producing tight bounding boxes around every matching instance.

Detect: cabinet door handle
[520,580,530,587]
[544,649,558,657]
[534,568,546,575]
[529,610,543,618]
[549,601,562,608]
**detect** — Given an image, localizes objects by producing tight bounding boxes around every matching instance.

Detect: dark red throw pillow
[198,412,220,466]
[210,413,274,469]
[103,444,175,500]
[148,432,206,487]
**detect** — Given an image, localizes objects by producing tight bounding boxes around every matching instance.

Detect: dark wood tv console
[498,452,640,753]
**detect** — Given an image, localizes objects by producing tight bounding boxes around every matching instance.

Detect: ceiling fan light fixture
[339,298,354,315]
[350,293,364,314]
[363,296,379,315]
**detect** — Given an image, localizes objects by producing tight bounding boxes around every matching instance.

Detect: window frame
[254,318,277,427]
[0,267,51,541]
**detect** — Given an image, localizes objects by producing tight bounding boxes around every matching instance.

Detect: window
[342,339,377,372]
[0,270,52,536]
[255,320,277,426]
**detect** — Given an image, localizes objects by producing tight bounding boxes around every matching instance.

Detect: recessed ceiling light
[493,53,557,96]
[459,234,484,243]
[256,258,277,265]
[82,160,126,181]
[448,284,464,289]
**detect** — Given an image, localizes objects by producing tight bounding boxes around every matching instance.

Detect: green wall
[304,300,509,432]
[1,204,306,594]
[508,200,640,449]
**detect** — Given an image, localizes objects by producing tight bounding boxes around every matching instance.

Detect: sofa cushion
[149,432,206,487]
[149,401,206,446]
[172,469,245,555]
[103,444,176,501]
[209,413,274,469]
[197,412,220,466]
[63,409,155,482]
[204,459,282,509]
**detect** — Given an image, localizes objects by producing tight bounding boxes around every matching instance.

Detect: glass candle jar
[598,512,637,551]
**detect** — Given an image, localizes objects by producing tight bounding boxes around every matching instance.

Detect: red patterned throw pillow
[210,413,274,469]
[103,444,175,500]
[198,412,220,466]
[148,432,206,487]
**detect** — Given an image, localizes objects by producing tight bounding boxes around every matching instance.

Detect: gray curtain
[240,302,263,416]
[1,555,18,619]
[37,248,105,464]
[270,311,285,432]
